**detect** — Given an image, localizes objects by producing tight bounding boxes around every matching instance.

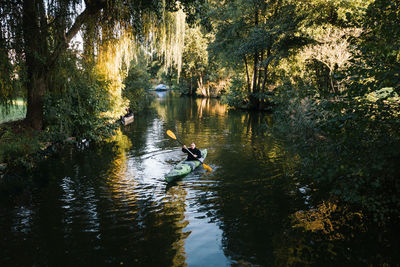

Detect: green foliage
[270,0,400,225]
[183,26,208,72]
[0,125,41,170]
[221,76,249,108]
[208,0,309,109]
[295,0,372,28]
[348,0,400,96]
[366,87,399,103]
[0,47,14,103]
[123,53,153,112]
[0,1,25,106]
[43,56,115,142]
[180,25,209,95]
[272,91,400,224]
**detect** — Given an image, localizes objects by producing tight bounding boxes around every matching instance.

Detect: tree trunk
[23,0,48,130]
[329,70,336,94]
[261,65,269,94]
[26,76,46,130]
[22,0,105,130]
[190,73,193,95]
[257,49,264,97]
[250,7,259,109]
[197,72,204,96]
[252,51,258,95]
[260,50,271,110]
[243,56,251,93]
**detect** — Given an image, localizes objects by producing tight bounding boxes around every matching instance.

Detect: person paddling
[182,142,202,161]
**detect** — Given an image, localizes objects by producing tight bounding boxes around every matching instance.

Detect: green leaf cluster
[348,0,400,95]
[123,51,153,112]
[43,54,115,142]
[272,88,400,224]
[0,125,41,170]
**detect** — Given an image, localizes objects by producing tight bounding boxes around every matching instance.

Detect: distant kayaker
[182,142,202,161]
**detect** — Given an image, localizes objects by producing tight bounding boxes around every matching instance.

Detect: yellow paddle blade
[166,130,177,140]
[202,163,213,172]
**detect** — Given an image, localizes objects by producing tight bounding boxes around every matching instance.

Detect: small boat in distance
[121,114,134,125]
[155,84,168,91]
[120,108,134,125]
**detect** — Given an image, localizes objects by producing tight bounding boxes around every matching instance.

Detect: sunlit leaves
[95,31,135,120]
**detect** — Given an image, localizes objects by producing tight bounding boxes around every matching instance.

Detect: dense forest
[0,0,399,247]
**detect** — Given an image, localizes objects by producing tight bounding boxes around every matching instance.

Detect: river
[0,92,396,266]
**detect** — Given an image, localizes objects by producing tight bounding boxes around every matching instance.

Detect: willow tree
[139,7,187,81]
[0,0,198,130]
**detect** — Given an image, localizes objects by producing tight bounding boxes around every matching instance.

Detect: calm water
[0,92,397,266]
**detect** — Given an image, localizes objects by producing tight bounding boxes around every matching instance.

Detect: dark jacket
[182,147,202,161]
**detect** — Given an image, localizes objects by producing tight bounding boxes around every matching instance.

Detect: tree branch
[47,1,106,68]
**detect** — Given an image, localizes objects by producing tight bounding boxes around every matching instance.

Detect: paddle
[166,130,212,172]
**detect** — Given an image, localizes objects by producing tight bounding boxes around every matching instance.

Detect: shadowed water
[0,92,396,266]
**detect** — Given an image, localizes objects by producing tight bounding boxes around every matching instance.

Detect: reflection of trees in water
[158,97,296,265]
[1,126,191,265]
[156,95,228,123]
[0,139,124,265]
[104,129,137,209]
[117,105,190,265]
[155,95,229,151]
[164,184,190,267]
[275,201,368,266]
[122,106,159,153]
[104,130,190,266]
[186,111,292,266]
[192,171,293,266]
[156,93,395,265]
[275,199,399,265]
[218,111,282,170]
[195,98,227,118]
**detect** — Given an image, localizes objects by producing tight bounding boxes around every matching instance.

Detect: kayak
[165,149,208,182]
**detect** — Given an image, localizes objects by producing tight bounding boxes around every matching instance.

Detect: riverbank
[0,120,58,177]
[0,118,113,185]
[271,93,400,226]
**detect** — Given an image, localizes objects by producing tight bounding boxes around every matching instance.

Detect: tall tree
[181,25,209,95]
[0,0,199,130]
[209,0,305,109]
[21,0,107,129]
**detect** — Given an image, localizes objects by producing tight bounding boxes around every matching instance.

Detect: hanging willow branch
[47,0,106,68]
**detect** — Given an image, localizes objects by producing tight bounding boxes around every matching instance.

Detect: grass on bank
[0,99,26,124]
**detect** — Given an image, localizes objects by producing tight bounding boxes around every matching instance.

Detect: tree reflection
[196,98,228,118]
[164,184,190,267]
[104,128,190,266]
[274,199,400,266]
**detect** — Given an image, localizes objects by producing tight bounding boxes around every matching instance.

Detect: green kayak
[165,149,208,182]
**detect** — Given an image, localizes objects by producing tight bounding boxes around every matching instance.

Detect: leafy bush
[43,70,115,142]
[221,76,249,109]
[123,59,153,112]
[0,125,41,170]
[272,90,400,224]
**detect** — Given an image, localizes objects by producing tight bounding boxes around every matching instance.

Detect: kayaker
[182,142,202,161]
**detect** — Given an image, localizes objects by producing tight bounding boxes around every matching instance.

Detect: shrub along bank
[271,89,400,225]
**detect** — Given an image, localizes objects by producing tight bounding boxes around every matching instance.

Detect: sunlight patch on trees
[96,30,136,120]
[94,7,186,120]
[142,7,186,80]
